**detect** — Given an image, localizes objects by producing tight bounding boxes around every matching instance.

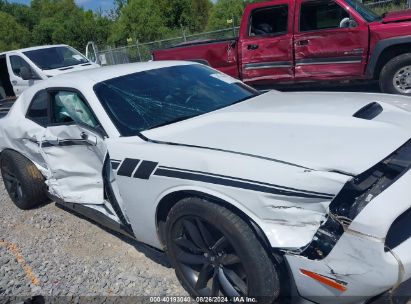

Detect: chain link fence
[89,0,410,66]
[363,0,410,13]
[93,27,239,66]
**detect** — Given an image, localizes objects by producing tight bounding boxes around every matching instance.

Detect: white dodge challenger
[0,61,411,303]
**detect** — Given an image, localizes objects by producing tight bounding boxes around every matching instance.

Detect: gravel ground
[0,177,187,302]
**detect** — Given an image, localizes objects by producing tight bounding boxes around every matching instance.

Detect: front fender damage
[278,139,411,303]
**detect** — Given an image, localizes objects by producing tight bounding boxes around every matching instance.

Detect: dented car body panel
[288,165,411,303]
[153,0,411,89]
[1,62,411,302]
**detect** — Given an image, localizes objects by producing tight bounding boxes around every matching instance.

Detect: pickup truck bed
[153,38,239,78]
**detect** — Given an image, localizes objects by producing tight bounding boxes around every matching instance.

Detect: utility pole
[232,14,236,36]
[136,39,142,62]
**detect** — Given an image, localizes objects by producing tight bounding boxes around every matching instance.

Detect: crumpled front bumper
[285,167,411,304]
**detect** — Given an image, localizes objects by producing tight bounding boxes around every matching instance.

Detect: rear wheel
[165,198,280,303]
[1,150,48,210]
[379,53,411,95]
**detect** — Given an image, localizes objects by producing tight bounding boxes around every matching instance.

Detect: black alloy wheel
[165,198,280,304]
[171,216,248,297]
[0,150,48,210]
[2,162,23,204]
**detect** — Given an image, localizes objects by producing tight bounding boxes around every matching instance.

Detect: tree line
[0,0,262,53]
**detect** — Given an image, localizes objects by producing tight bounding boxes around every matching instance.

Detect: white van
[0,44,99,100]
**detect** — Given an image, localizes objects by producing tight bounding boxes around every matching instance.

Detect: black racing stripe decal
[111,161,121,170]
[154,168,332,199]
[158,166,334,198]
[134,161,158,179]
[117,158,140,177]
[110,159,121,170]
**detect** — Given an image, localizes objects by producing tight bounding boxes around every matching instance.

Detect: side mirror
[340,17,358,28]
[20,66,33,80]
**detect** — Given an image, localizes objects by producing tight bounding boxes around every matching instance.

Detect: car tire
[165,197,280,303]
[0,150,48,210]
[379,53,411,95]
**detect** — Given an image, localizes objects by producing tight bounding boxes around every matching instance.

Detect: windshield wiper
[42,61,89,70]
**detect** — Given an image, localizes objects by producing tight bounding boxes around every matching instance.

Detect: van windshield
[23,46,89,70]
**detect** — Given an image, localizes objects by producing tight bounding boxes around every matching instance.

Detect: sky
[8,0,218,12]
[8,0,115,12]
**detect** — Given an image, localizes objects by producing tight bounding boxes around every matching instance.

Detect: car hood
[42,62,100,77]
[142,91,411,175]
[382,9,411,23]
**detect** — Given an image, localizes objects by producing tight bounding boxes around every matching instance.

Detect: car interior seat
[254,23,274,35]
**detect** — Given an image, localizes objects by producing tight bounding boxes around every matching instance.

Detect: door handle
[247,44,259,50]
[296,39,310,46]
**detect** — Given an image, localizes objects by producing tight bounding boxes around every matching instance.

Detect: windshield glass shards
[94,64,258,136]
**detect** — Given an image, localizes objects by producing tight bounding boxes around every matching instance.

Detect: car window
[249,5,288,36]
[23,46,89,70]
[300,0,350,32]
[9,55,36,79]
[94,64,258,136]
[26,90,49,127]
[345,0,380,22]
[52,91,99,129]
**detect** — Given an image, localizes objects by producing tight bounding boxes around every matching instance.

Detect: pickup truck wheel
[380,53,411,95]
[0,150,48,210]
[165,198,280,303]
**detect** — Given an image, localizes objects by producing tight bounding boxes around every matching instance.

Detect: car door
[38,89,107,205]
[6,54,42,96]
[294,0,369,80]
[239,2,294,85]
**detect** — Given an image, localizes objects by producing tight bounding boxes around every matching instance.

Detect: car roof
[45,60,198,86]
[0,44,69,56]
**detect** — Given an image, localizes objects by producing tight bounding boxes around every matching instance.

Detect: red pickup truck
[153,0,411,95]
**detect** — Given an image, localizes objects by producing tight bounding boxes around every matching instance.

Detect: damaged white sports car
[1,61,411,303]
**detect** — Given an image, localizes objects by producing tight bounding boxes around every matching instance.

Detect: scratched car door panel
[294,0,369,80]
[39,124,107,204]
